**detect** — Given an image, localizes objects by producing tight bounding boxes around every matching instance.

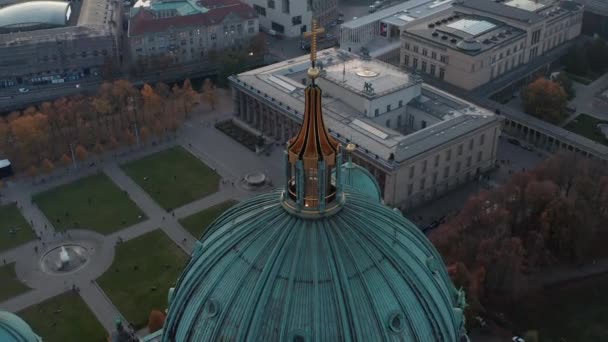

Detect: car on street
[507,137,521,146]
[521,144,534,151]
[18,87,29,93]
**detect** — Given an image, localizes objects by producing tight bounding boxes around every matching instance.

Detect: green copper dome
[337,161,382,202]
[163,188,467,341]
[0,311,41,342]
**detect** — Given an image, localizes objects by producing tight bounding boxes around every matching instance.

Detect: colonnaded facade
[229,49,502,209]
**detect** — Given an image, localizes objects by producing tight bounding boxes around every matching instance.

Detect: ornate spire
[282,19,342,215]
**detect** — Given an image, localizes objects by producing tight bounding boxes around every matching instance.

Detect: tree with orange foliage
[60,154,72,168]
[41,159,54,174]
[147,310,166,333]
[521,77,568,123]
[140,126,150,144]
[93,142,105,155]
[75,145,88,161]
[27,165,38,178]
[107,135,119,150]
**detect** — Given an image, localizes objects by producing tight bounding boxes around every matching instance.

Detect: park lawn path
[33,173,146,235]
[122,146,220,210]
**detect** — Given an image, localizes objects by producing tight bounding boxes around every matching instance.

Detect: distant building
[230,49,502,209]
[127,0,259,68]
[241,0,337,37]
[0,0,121,89]
[339,0,454,63]
[401,0,584,90]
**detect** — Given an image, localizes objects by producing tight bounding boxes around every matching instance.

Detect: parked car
[18,87,29,93]
[521,144,534,151]
[507,137,521,146]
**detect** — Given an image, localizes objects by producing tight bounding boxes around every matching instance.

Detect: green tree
[586,38,608,72]
[562,46,589,76]
[217,52,247,86]
[555,73,575,100]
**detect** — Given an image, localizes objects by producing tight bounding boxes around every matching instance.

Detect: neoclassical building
[229,48,502,209]
[400,0,583,90]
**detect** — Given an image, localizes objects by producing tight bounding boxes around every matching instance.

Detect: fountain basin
[40,244,89,275]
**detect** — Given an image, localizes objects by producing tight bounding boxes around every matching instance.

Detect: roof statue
[110,318,138,342]
[161,17,468,342]
[363,81,375,95]
[0,310,41,342]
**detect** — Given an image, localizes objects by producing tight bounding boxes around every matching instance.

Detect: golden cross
[302,19,325,64]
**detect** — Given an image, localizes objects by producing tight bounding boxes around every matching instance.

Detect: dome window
[289,330,308,342]
[388,312,406,333]
[204,299,220,318]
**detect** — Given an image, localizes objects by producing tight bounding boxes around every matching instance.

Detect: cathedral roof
[0,311,41,342]
[339,160,382,202]
[162,189,466,341]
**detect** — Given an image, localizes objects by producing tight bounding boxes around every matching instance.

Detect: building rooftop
[231,49,499,166]
[404,11,526,55]
[322,58,419,98]
[128,0,256,36]
[453,0,581,24]
[341,0,454,29]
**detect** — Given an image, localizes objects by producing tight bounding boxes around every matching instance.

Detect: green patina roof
[336,161,382,202]
[149,0,208,16]
[163,189,466,341]
[0,311,41,342]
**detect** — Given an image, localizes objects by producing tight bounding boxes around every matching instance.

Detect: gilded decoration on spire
[282,19,342,215]
[302,20,325,81]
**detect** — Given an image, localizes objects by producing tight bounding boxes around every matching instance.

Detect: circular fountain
[40,244,90,275]
[242,172,270,190]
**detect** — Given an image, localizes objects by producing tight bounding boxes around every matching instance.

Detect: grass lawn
[179,200,238,238]
[122,146,220,210]
[33,173,146,235]
[0,203,34,252]
[510,273,608,342]
[564,114,608,145]
[97,229,188,329]
[19,291,106,342]
[0,262,31,302]
[565,72,594,85]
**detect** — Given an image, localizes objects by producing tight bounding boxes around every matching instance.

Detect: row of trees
[561,38,608,76]
[0,79,200,175]
[521,76,569,123]
[430,153,608,322]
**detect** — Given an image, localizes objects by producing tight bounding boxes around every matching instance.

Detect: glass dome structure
[0,1,71,33]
